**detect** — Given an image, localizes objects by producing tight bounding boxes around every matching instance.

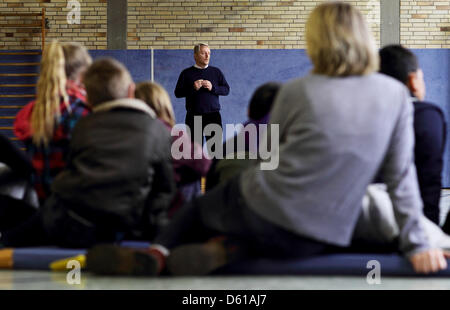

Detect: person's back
[49,103,172,229]
[13,41,92,202]
[42,58,175,247]
[241,73,415,246]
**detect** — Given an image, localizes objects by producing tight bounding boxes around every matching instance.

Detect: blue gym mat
[1,242,450,276]
[216,253,450,277]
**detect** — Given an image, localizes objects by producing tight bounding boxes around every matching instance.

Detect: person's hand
[409,248,450,274]
[202,80,212,91]
[194,79,203,91]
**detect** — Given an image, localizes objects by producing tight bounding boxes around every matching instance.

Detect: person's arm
[414,107,445,224]
[174,70,197,98]
[379,90,447,273]
[210,69,230,96]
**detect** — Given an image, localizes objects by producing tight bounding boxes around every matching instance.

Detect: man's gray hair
[194,43,209,54]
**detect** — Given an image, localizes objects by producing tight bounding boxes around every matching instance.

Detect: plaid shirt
[14,81,91,202]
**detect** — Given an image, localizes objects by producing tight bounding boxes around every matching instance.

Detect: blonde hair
[194,43,209,54]
[305,1,379,77]
[31,40,91,146]
[135,82,175,127]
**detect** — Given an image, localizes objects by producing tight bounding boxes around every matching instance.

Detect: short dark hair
[379,44,419,85]
[248,82,281,120]
[83,57,132,106]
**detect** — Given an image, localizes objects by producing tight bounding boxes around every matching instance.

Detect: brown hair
[305,2,379,77]
[63,42,91,80]
[83,57,133,107]
[31,40,91,146]
[135,81,175,127]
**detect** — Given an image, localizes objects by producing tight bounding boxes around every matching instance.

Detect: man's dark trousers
[185,111,222,146]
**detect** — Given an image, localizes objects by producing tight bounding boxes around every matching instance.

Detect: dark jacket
[41,98,176,247]
[413,99,446,224]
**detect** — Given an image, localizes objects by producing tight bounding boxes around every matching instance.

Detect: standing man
[175,43,230,146]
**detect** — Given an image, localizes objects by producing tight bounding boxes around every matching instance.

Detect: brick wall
[0,0,448,50]
[401,1,450,48]
[127,0,380,49]
[0,0,106,50]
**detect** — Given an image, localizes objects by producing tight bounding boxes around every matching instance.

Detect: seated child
[205,82,280,190]
[135,81,211,217]
[379,45,446,225]
[0,133,37,232]
[1,58,176,248]
[0,41,91,247]
[14,41,92,203]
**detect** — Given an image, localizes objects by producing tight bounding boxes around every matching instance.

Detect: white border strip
[151,47,154,82]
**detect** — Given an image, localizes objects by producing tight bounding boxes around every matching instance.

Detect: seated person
[87,3,448,276]
[135,81,211,217]
[0,133,37,232]
[14,41,92,204]
[0,58,176,248]
[205,82,281,191]
[0,132,33,178]
[379,45,446,225]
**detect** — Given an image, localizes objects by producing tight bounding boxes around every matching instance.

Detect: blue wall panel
[413,49,450,186]
[154,49,312,137]
[91,48,450,186]
[89,50,151,84]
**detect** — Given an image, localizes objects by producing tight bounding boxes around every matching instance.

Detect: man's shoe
[166,239,228,276]
[86,244,160,276]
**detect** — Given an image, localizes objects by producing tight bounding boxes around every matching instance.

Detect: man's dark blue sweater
[174,66,230,114]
